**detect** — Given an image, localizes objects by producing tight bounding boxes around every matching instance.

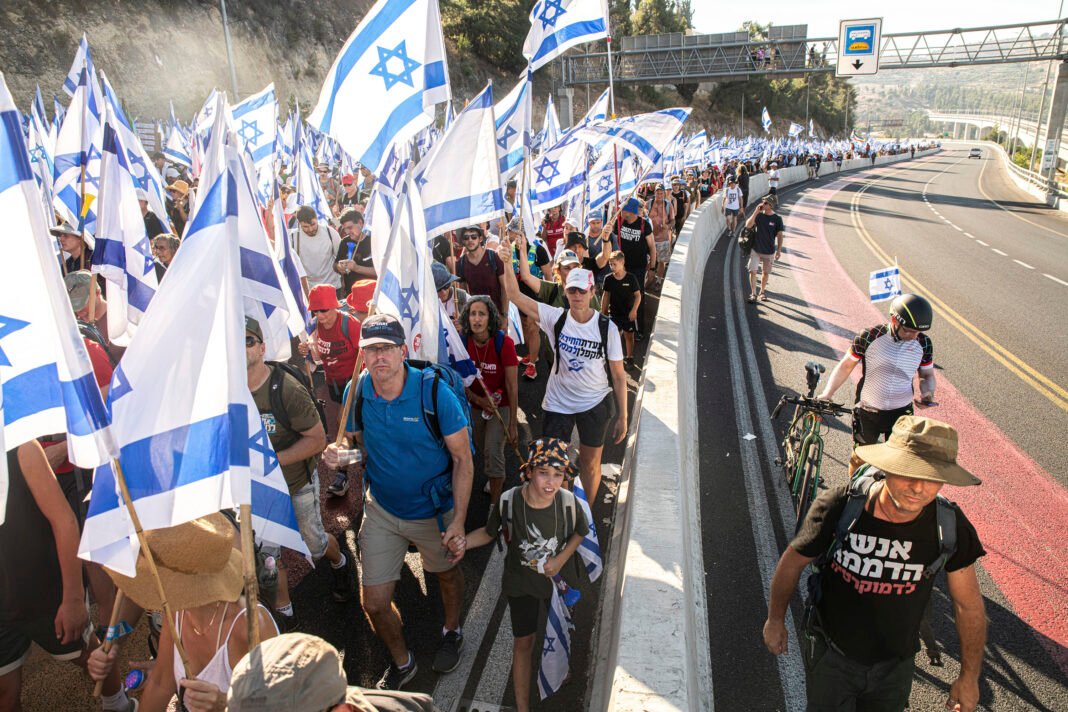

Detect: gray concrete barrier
[591,146,938,711]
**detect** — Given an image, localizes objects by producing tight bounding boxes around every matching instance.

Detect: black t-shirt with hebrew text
[791,481,985,663]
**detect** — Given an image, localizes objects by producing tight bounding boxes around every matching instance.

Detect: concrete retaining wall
[594,147,938,711]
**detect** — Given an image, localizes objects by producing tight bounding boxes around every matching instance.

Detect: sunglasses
[462,233,481,241]
[565,287,589,295]
[311,309,331,315]
[245,336,260,347]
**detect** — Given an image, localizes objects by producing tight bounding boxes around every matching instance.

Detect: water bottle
[260,556,279,607]
[553,574,581,607]
[481,391,502,421]
[124,669,145,692]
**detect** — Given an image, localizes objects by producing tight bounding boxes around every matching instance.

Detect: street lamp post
[220,0,240,101]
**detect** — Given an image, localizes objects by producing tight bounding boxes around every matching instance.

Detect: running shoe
[433,630,464,673]
[377,654,418,690]
[327,471,349,497]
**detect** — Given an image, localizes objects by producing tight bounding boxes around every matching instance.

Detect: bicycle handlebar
[772,394,850,419]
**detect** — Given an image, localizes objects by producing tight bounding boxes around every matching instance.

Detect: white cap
[564,268,594,291]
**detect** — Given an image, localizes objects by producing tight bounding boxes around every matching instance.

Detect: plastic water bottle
[260,556,279,607]
[553,574,581,607]
[481,391,502,421]
[124,669,145,692]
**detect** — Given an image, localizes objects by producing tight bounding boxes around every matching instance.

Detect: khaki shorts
[747,251,774,274]
[655,240,672,265]
[359,498,456,586]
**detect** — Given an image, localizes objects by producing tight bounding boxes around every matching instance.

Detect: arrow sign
[837,17,882,77]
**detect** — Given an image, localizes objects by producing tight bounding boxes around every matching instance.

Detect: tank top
[724,186,742,210]
[0,449,64,622]
[173,603,278,694]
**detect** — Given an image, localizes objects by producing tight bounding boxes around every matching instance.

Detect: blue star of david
[29,145,45,164]
[497,125,517,151]
[597,175,612,191]
[369,41,422,91]
[249,424,279,475]
[0,314,30,367]
[110,364,133,401]
[534,157,560,185]
[398,284,420,323]
[415,172,429,191]
[133,235,155,276]
[543,634,557,654]
[238,118,264,147]
[202,104,214,121]
[538,0,566,30]
[884,278,893,291]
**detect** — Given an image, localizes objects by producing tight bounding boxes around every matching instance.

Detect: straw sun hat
[107,513,244,610]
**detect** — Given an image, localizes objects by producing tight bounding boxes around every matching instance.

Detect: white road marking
[1045,273,1068,287]
[963,232,975,238]
[976,240,990,246]
[953,225,963,232]
[992,248,1008,256]
[1014,260,1035,270]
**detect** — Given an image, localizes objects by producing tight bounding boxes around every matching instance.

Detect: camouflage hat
[523,437,579,480]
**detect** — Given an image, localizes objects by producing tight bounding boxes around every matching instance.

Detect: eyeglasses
[245,336,260,347]
[363,344,400,354]
[565,287,589,295]
[311,309,331,315]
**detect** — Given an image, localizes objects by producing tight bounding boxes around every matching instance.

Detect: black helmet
[889,294,933,331]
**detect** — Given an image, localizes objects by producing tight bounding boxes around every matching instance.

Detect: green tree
[440,0,528,74]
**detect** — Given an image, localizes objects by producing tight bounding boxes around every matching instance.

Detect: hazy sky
[691,1,1063,38]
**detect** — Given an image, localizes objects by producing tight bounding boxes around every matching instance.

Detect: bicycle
[772,362,849,531]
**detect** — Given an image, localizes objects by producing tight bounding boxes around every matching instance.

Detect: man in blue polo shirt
[323,314,473,691]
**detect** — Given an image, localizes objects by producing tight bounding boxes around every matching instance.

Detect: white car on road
[969,147,982,159]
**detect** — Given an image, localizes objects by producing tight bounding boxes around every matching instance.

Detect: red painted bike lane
[783,165,1068,674]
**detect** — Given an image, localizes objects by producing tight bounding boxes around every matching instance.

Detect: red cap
[346,279,376,312]
[341,174,355,186]
[308,284,340,311]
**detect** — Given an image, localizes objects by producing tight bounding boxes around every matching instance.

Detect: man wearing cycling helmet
[818,294,936,475]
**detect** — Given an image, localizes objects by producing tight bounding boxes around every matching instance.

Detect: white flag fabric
[541,95,562,150]
[164,125,192,169]
[495,71,532,181]
[416,83,504,239]
[809,119,816,137]
[588,147,636,212]
[91,110,159,345]
[53,63,102,240]
[762,106,772,133]
[869,266,902,302]
[529,131,587,212]
[538,583,574,699]
[571,477,603,581]
[308,0,451,173]
[789,122,805,138]
[570,108,691,168]
[231,83,278,167]
[370,171,441,360]
[683,130,706,169]
[0,71,116,522]
[579,88,611,125]
[523,0,609,72]
[294,123,333,223]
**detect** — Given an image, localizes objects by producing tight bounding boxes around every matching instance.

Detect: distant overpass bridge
[926,110,1068,163]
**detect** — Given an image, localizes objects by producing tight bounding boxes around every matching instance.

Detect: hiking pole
[92,591,126,697]
[333,305,376,446]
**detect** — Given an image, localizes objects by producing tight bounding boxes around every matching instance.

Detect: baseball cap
[564,268,594,291]
[307,284,340,312]
[555,249,581,266]
[565,232,587,250]
[244,316,263,342]
[341,174,355,186]
[135,188,148,201]
[64,271,93,312]
[359,313,406,348]
[623,197,641,214]
[227,633,347,712]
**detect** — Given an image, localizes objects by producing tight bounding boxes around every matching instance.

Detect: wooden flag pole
[334,304,375,446]
[110,459,192,675]
[239,504,260,651]
[475,371,525,465]
[91,591,126,697]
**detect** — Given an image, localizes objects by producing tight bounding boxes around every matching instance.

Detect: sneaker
[377,654,418,690]
[327,471,349,497]
[330,556,353,603]
[522,361,538,380]
[483,480,491,494]
[433,630,464,673]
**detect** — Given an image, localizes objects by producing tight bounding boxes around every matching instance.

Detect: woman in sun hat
[87,514,278,712]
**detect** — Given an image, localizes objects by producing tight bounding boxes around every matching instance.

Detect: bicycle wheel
[793,443,822,534]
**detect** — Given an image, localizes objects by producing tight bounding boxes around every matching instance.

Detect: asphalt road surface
[697,147,1068,710]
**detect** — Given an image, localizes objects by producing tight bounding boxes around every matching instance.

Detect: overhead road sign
[837,18,882,76]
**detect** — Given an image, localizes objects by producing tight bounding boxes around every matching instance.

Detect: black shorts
[852,404,914,446]
[508,595,546,638]
[610,316,637,333]
[327,380,347,404]
[543,393,617,448]
[0,614,88,675]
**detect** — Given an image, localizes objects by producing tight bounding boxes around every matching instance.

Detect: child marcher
[458,438,589,712]
[600,251,642,367]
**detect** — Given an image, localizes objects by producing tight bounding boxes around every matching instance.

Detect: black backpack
[552,310,613,381]
[266,362,328,434]
[804,465,959,613]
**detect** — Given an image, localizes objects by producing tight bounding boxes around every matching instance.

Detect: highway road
[697,147,1068,710]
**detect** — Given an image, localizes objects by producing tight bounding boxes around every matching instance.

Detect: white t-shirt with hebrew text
[537,303,623,414]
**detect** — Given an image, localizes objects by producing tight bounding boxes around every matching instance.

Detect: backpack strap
[493,330,505,361]
[552,310,568,374]
[496,487,517,552]
[267,364,291,433]
[598,313,611,381]
[340,312,350,340]
[816,464,880,568]
[925,497,959,578]
[419,366,444,444]
[351,371,369,434]
[559,489,577,538]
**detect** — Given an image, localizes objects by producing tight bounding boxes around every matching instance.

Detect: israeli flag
[538,584,574,699]
[294,122,333,222]
[416,83,504,239]
[231,83,278,167]
[100,72,172,234]
[541,95,562,150]
[193,88,221,138]
[571,108,690,168]
[495,71,532,181]
[789,122,805,138]
[571,477,603,582]
[507,302,525,346]
[762,106,772,134]
[0,72,116,527]
[27,103,56,218]
[370,170,440,360]
[869,266,902,302]
[91,114,159,345]
[308,0,451,173]
[80,125,308,574]
[683,130,706,169]
[579,88,610,125]
[809,118,816,137]
[588,147,636,212]
[53,63,102,239]
[529,131,587,211]
[523,0,609,72]
[268,179,313,339]
[164,125,192,169]
[439,302,478,386]
[62,35,97,98]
